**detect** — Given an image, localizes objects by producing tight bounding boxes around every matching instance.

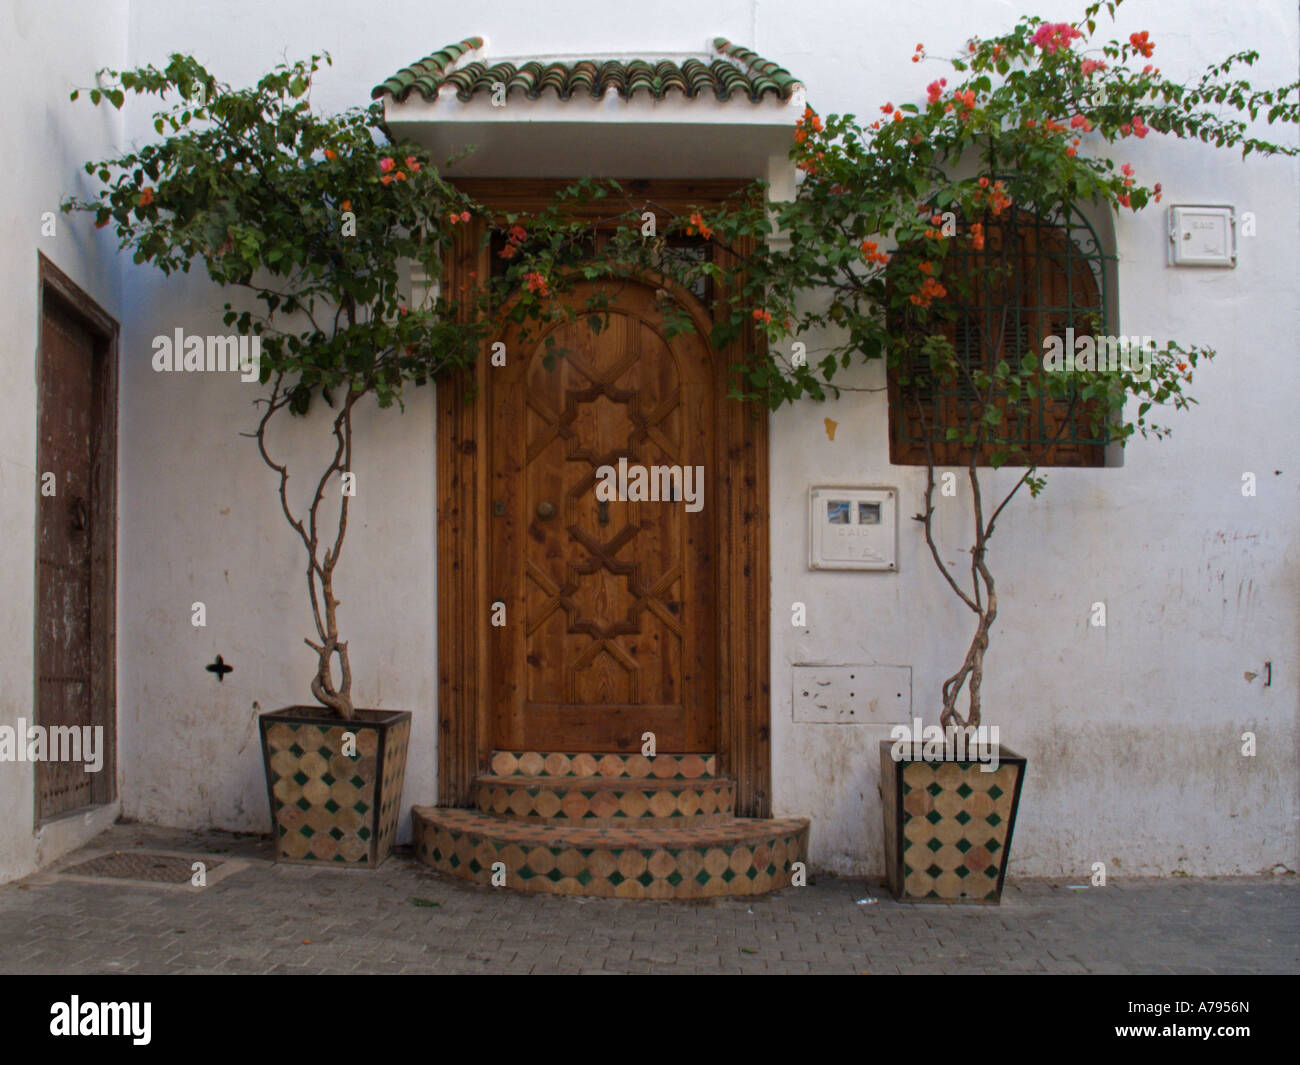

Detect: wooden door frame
[436,179,772,816]
[35,253,119,817]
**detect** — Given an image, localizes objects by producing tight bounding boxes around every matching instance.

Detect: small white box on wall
[1168,204,1236,267]
[809,485,897,571]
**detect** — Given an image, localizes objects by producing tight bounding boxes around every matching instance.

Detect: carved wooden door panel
[488,280,716,752]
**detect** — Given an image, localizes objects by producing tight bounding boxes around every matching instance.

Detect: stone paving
[0,824,1295,974]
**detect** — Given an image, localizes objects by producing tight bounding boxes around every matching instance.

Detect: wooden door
[488,280,716,752]
[35,260,117,820]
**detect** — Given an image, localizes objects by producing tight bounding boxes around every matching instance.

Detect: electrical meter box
[809,486,898,571]
[1168,205,1236,267]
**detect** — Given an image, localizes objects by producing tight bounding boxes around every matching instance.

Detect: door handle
[537,501,556,520]
[597,500,610,525]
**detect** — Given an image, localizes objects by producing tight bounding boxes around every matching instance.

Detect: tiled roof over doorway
[371,37,801,103]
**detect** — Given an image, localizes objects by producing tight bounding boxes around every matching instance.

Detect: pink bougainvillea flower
[926,78,947,104]
[1131,115,1150,138]
[379,157,395,172]
[405,156,421,171]
[460,210,471,222]
[1031,22,1082,54]
[1081,59,1106,76]
[1121,163,1134,176]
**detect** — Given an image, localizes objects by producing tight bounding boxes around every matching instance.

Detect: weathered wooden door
[36,262,116,820]
[488,280,717,752]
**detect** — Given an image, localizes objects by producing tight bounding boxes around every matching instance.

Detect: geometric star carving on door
[525,345,682,471]
[522,326,687,705]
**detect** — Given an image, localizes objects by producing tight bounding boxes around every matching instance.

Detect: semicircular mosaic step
[415,751,810,898]
[474,773,735,827]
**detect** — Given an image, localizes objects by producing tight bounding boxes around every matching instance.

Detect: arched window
[888,204,1113,467]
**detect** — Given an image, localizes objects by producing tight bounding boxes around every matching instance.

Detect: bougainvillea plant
[64,54,484,718]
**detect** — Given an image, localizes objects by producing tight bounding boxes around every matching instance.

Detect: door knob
[536,501,556,520]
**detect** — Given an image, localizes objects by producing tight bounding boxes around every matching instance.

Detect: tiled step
[412,806,810,899]
[488,750,716,780]
[474,774,735,826]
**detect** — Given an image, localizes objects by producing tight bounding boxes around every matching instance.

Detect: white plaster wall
[3,0,1290,880]
[0,0,129,883]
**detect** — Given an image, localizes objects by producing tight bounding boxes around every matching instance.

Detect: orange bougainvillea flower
[508,224,527,243]
[687,211,714,240]
[394,171,407,182]
[380,174,394,186]
[908,277,948,307]
[323,148,337,161]
[1129,31,1155,58]
[139,187,154,207]
[752,308,773,323]
[524,271,550,296]
[405,156,421,171]
[978,176,990,188]
[919,261,934,275]
[341,200,351,212]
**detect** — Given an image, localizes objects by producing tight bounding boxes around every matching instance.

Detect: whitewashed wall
[2,0,1294,882]
[0,0,129,882]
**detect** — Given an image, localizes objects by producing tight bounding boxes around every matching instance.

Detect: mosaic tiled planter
[879,740,1026,904]
[259,706,411,867]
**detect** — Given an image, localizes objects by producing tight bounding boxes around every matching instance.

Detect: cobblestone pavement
[0,824,1295,974]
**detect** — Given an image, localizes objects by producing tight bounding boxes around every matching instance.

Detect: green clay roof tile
[372,37,800,104]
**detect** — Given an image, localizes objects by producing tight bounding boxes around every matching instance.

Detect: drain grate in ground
[62,851,220,884]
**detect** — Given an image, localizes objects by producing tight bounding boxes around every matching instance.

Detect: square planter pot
[259,706,411,866]
[879,738,1026,904]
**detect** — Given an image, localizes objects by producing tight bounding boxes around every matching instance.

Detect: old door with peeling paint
[488,280,717,752]
[36,287,112,819]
